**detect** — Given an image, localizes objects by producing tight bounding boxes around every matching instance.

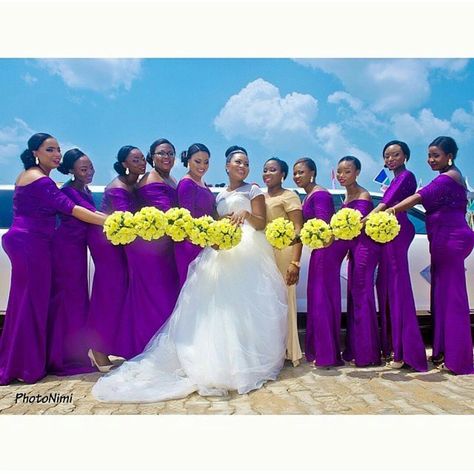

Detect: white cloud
[0,119,34,167]
[328,91,362,111]
[37,59,142,94]
[315,123,380,179]
[214,78,318,148]
[296,59,469,114]
[22,73,38,85]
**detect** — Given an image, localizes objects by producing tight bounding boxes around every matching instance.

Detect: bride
[92,145,289,402]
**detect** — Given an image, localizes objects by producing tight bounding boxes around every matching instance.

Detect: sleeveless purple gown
[376,170,427,371]
[118,182,180,358]
[0,177,75,384]
[87,187,135,359]
[175,178,216,287]
[303,190,344,366]
[47,185,97,376]
[418,174,474,375]
[342,199,382,366]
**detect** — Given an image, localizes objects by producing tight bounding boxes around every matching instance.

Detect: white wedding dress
[92,184,288,402]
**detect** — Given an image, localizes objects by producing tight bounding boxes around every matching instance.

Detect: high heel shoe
[88,349,114,373]
[388,360,405,369]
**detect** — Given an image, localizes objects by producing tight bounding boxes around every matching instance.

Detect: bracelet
[290,261,301,268]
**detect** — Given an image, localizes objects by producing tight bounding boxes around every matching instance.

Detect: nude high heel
[88,349,114,373]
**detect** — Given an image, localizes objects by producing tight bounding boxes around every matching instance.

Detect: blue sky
[1,58,473,190]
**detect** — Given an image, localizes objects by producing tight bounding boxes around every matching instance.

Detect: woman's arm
[72,206,107,225]
[228,194,266,230]
[286,208,303,286]
[386,193,422,214]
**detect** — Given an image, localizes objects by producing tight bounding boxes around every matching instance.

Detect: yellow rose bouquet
[364,211,400,243]
[330,208,363,240]
[300,218,333,249]
[208,218,243,250]
[103,211,137,245]
[265,217,296,250]
[164,207,193,242]
[187,215,215,247]
[133,206,167,241]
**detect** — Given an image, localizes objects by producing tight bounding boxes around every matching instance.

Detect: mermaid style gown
[376,170,428,371]
[0,177,76,384]
[341,200,382,367]
[87,187,135,359]
[47,185,97,376]
[418,174,474,375]
[302,190,343,367]
[175,178,216,288]
[92,183,288,402]
[118,182,180,358]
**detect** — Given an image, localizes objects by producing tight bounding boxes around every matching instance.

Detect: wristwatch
[290,261,301,268]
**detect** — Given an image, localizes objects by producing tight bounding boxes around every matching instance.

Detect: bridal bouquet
[300,218,333,249]
[364,211,400,243]
[187,215,215,247]
[330,208,363,240]
[208,218,242,250]
[265,217,296,250]
[164,207,194,242]
[103,211,137,245]
[133,206,167,241]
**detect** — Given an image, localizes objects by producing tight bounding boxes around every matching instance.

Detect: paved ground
[1,348,474,415]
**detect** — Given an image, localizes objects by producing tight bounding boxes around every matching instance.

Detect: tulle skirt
[92,224,288,402]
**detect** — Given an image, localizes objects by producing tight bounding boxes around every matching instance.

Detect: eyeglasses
[153,151,176,158]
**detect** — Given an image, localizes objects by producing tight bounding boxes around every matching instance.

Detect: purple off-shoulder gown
[376,170,427,371]
[175,179,216,287]
[418,174,474,375]
[303,190,345,366]
[0,177,75,384]
[47,186,97,376]
[119,182,180,358]
[87,187,135,358]
[342,200,382,366]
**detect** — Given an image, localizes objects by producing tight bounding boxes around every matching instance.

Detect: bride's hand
[228,210,248,226]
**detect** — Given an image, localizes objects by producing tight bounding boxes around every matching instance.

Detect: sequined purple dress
[418,174,474,375]
[303,190,344,366]
[0,177,75,384]
[118,182,180,358]
[47,186,97,376]
[342,199,382,366]
[175,179,216,287]
[87,187,135,358]
[376,170,427,371]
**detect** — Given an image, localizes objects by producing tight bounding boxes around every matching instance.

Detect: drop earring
[125,167,130,175]
[310,176,314,183]
[35,156,39,166]
[448,158,453,166]
[70,174,75,182]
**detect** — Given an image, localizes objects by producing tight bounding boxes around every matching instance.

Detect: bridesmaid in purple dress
[387,136,474,375]
[48,148,100,376]
[119,138,180,357]
[293,158,343,367]
[367,140,427,372]
[175,143,216,287]
[87,146,146,370]
[337,156,382,367]
[0,133,105,385]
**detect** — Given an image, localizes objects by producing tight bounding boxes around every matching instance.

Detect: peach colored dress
[265,189,303,366]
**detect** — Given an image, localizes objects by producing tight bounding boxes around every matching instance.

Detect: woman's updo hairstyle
[181,143,210,168]
[113,145,138,176]
[146,138,176,166]
[225,145,248,164]
[429,136,458,160]
[20,132,53,170]
[338,155,362,171]
[294,157,317,177]
[382,140,411,161]
[265,157,289,180]
[58,148,85,175]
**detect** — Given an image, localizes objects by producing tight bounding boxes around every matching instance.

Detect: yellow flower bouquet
[265,217,296,250]
[133,206,167,241]
[103,211,137,245]
[300,218,333,249]
[187,215,215,247]
[164,207,193,242]
[364,211,400,243]
[330,208,363,240]
[208,218,242,250]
